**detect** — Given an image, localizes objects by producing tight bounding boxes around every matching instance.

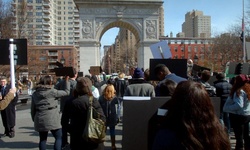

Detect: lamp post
[108,55,111,74]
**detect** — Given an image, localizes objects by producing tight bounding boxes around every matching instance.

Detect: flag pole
[243,0,246,63]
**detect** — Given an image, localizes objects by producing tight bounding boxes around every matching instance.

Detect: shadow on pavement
[0,140,38,149]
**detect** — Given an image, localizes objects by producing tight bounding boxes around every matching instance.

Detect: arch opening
[98,20,141,44]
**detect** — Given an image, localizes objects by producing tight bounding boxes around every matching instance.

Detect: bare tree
[0,0,14,39]
[14,0,32,39]
[211,32,243,72]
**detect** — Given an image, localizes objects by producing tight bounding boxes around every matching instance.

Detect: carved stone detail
[113,6,127,18]
[95,18,108,31]
[124,8,158,15]
[146,20,157,39]
[129,18,143,31]
[82,19,93,39]
[80,7,158,15]
[80,8,114,15]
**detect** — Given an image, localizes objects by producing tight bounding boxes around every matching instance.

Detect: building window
[188,46,191,52]
[36,42,42,45]
[27,12,33,16]
[39,56,46,61]
[201,47,204,53]
[36,0,42,3]
[27,6,33,10]
[181,47,184,52]
[27,0,33,3]
[36,6,42,10]
[36,18,42,22]
[174,47,177,52]
[194,46,197,53]
[36,12,42,16]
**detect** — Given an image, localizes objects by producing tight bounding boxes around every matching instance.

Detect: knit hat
[133,68,144,79]
[76,77,92,95]
[235,74,249,87]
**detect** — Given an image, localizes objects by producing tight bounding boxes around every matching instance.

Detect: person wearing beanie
[124,68,155,97]
[63,77,106,150]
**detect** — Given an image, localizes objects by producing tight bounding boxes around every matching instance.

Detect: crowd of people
[0,63,249,150]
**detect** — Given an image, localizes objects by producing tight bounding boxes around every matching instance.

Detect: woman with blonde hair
[99,84,118,150]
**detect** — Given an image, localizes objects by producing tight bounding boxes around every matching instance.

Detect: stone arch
[74,0,164,74]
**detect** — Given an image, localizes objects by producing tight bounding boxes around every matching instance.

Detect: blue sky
[101,0,246,53]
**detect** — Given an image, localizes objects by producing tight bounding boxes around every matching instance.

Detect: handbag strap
[89,96,93,106]
[88,96,94,119]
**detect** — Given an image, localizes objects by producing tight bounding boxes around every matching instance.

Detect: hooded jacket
[31,81,70,132]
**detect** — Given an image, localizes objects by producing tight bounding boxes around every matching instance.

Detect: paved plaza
[0,91,239,150]
[0,92,122,150]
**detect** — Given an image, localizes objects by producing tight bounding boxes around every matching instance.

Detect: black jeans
[229,113,250,150]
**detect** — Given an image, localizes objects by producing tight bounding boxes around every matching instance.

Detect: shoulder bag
[83,96,106,143]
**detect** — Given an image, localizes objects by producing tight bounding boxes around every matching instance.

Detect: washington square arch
[73,0,164,74]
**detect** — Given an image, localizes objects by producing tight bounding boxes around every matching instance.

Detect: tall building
[182,10,211,38]
[119,28,137,70]
[11,0,80,46]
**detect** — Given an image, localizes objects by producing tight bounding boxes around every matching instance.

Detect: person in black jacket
[114,72,127,122]
[0,76,18,138]
[65,77,105,150]
[214,73,232,135]
[99,84,118,150]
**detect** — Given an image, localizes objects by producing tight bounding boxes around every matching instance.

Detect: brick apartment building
[28,45,78,80]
